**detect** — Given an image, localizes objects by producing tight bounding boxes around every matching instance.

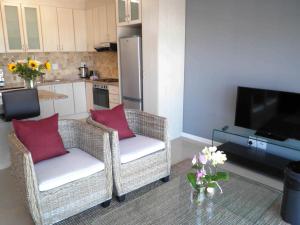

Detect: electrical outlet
[248,137,257,148]
[257,140,267,150]
[52,63,59,70]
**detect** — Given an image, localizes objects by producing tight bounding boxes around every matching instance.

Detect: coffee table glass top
[99,173,285,225]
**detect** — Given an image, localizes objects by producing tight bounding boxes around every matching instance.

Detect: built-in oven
[93,84,109,109]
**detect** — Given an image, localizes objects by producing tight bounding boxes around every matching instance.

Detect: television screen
[235,87,300,141]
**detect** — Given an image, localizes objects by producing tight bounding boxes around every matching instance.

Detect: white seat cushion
[34,148,105,192]
[119,134,165,164]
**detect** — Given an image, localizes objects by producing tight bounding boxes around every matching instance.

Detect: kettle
[78,65,89,78]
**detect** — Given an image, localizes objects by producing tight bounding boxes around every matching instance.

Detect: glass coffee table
[97,173,286,225]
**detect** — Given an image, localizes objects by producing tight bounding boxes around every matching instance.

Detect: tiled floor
[0,137,283,225]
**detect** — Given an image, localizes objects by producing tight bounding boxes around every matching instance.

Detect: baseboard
[181,132,222,146]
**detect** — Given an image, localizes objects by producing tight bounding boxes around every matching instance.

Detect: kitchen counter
[37,78,119,87]
[0,78,119,93]
[0,82,24,92]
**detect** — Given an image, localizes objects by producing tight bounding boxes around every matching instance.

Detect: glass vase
[191,187,206,205]
[24,78,37,89]
[191,187,216,205]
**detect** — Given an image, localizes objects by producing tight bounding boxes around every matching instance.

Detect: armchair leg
[161,176,170,183]
[101,199,111,208]
[116,195,126,202]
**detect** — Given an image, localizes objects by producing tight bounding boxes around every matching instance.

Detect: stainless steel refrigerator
[119,36,143,110]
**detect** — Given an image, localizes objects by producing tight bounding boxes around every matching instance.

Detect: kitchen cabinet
[21,5,43,52]
[73,9,87,52]
[40,5,60,52]
[53,83,75,116]
[2,3,43,52]
[57,8,75,52]
[93,4,108,46]
[2,3,24,52]
[87,0,117,48]
[73,82,87,113]
[86,8,95,51]
[37,85,55,118]
[116,0,141,26]
[0,7,6,52]
[85,82,94,111]
[108,85,120,109]
[106,0,117,42]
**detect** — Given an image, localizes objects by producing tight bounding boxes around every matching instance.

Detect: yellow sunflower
[28,60,38,70]
[8,63,16,73]
[45,61,51,71]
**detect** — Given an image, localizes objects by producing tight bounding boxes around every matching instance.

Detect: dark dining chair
[2,89,40,121]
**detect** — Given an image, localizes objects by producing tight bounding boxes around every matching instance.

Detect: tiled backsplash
[0,52,118,83]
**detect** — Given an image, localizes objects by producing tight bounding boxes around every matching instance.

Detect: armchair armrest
[8,133,42,224]
[125,109,168,142]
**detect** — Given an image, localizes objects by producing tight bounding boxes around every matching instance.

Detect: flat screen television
[235,87,300,141]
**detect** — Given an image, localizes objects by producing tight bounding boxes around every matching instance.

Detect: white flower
[202,146,217,161]
[208,146,217,153]
[192,155,197,165]
[211,151,227,166]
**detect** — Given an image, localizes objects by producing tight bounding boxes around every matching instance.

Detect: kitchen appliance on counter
[119,36,143,110]
[93,84,109,109]
[95,42,117,52]
[78,64,89,78]
[89,70,99,80]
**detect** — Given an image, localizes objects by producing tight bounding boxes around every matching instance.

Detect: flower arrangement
[187,146,229,195]
[8,57,51,88]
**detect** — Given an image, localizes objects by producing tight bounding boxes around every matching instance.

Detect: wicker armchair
[8,120,113,225]
[87,109,171,201]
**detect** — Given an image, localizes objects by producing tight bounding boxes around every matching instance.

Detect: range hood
[95,42,117,52]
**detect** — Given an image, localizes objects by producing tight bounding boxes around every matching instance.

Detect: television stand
[217,142,290,178]
[255,130,287,141]
[212,126,299,178]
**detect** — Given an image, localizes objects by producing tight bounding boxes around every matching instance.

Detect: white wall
[142,0,160,115]
[143,0,186,139]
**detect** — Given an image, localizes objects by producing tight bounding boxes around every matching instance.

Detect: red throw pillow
[12,114,67,163]
[91,104,135,140]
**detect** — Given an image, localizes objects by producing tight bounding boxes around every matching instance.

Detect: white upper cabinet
[128,0,141,24]
[88,0,117,47]
[57,8,75,52]
[93,4,108,46]
[2,3,43,52]
[21,5,43,52]
[116,0,141,26]
[86,8,95,51]
[107,0,117,42]
[2,3,25,52]
[73,9,87,52]
[0,7,6,53]
[40,5,60,52]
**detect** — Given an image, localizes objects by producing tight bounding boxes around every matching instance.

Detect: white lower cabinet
[73,82,87,113]
[38,82,89,118]
[53,83,75,116]
[37,85,55,118]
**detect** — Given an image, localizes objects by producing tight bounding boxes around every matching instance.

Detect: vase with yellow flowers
[8,57,51,88]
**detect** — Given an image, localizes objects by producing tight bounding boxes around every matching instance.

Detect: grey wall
[184,0,300,139]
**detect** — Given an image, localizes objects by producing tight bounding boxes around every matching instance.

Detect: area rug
[56,159,288,225]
